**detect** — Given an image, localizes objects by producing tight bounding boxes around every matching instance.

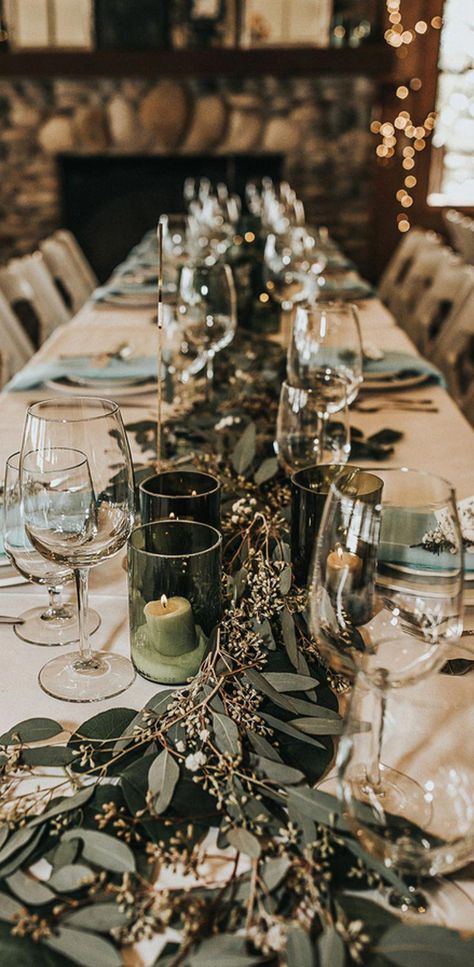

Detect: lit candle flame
[160,594,168,609]
[336,544,344,560]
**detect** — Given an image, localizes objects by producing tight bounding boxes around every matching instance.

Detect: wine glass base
[14,607,101,646]
[38,651,136,702]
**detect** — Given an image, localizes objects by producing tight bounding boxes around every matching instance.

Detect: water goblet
[275,376,351,474]
[288,301,363,404]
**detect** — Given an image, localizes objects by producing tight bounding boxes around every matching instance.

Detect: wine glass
[288,301,363,404]
[178,260,237,396]
[263,230,320,311]
[275,376,350,474]
[3,451,100,646]
[20,398,136,702]
[310,467,464,686]
[338,672,474,892]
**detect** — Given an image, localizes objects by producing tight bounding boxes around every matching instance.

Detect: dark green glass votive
[139,470,221,529]
[128,520,222,685]
[291,464,383,587]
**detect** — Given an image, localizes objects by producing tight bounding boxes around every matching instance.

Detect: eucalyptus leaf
[254,457,278,485]
[0,825,39,866]
[0,827,8,851]
[0,826,44,879]
[281,609,299,668]
[261,856,290,892]
[263,673,320,692]
[227,827,261,858]
[63,902,130,933]
[61,829,136,874]
[318,927,345,967]
[147,689,175,716]
[251,618,275,650]
[231,422,256,475]
[287,926,315,967]
[287,787,343,829]
[376,924,474,966]
[6,870,55,906]
[48,864,95,893]
[279,566,292,595]
[260,713,325,750]
[29,786,94,828]
[287,717,344,736]
[212,712,240,757]
[254,755,304,785]
[45,926,122,967]
[50,839,79,871]
[148,749,180,815]
[0,719,63,746]
[247,731,283,763]
[231,567,248,601]
[0,892,25,923]
[21,746,74,767]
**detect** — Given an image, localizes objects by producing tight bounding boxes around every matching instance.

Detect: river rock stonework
[0,74,374,270]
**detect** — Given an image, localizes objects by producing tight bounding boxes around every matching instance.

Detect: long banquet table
[1,256,474,943]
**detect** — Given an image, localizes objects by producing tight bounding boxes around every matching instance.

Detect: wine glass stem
[367,686,387,791]
[74,568,92,664]
[43,586,72,621]
[206,352,214,400]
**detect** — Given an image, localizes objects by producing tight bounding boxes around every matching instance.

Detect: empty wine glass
[338,672,474,885]
[178,260,237,396]
[288,301,363,404]
[263,230,320,311]
[275,376,350,474]
[310,467,464,686]
[20,398,136,702]
[4,451,100,646]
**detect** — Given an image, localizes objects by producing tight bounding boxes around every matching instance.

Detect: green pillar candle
[144,595,196,656]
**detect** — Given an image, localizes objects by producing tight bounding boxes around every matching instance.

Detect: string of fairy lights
[371,2,442,233]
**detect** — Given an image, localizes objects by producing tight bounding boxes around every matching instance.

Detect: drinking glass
[263,230,320,310]
[178,260,237,395]
[4,451,100,646]
[338,673,474,883]
[310,467,464,686]
[275,377,350,474]
[288,301,363,404]
[20,398,136,702]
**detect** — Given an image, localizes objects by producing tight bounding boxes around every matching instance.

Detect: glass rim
[281,375,350,395]
[26,397,120,424]
[21,447,89,475]
[291,463,382,497]
[362,465,457,503]
[129,519,222,558]
[139,468,221,500]
[295,299,360,314]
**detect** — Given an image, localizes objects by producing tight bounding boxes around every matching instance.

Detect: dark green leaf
[0,825,39,866]
[21,747,74,767]
[188,933,263,965]
[263,673,320,692]
[148,749,180,815]
[261,856,290,892]
[287,787,342,828]
[247,731,283,763]
[48,865,95,893]
[287,926,315,967]
[0,719,63,746]
[0,826,44,879]
[0,892,25,922]
[254,755,304,785]
[376,924,474,966]
[6,870,54,906]
[231,422,257,475]
[29,786,94,828]
[279,566,292,595]
[50,839,79,870]
[45,926,122,967]
[252,618,275,650]
[260,713,325,750]
[227,827,261,858]
[231,567,248,600]
[212,712,240,756]
[287,717,344,736]
[147,689,175,715]
[63,903,129,933]
[254,457,278,485]
[61,829,136,874]
[0,827,8,851]
[318,927,345,967]
[281,609,298,668]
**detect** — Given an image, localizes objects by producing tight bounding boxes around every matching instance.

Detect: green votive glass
[128,520,222,685]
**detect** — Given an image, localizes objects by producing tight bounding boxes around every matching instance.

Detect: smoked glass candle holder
[139,470,221,529]
[128,520,222,685]
[291,464,383,587]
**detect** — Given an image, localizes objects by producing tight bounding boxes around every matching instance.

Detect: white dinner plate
[362,372,430,392]
[64,373,149,389]
[45,377,157,397]
[98,292,157,308]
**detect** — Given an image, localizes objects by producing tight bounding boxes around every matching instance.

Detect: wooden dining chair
[391,237,448,337]
[54,229,98,293]
[410,256,474,356]
[378,227,427,312]
[40,235,92,313]
[444,210,474,265]
[0,288,35,386]
[431,288,474,410]
[8,252,71,342]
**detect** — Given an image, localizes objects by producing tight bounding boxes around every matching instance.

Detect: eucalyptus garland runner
[0,335,472,967]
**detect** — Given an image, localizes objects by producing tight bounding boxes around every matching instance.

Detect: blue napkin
[363,351,446,386]
[6,355,158,391]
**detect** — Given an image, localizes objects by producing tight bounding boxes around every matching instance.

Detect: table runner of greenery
[0,333,472,967]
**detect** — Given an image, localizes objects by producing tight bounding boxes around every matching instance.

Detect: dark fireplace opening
[59,153,284,282]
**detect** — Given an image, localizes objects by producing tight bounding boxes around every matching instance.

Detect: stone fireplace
[0,74,376,276]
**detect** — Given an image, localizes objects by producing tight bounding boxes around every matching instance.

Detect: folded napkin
[7,355,158,391]
[363,350,446,386]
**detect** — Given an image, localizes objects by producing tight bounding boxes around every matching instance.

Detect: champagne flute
[288,301,363,404]
[4,451,100,646]
[20,398,136,702]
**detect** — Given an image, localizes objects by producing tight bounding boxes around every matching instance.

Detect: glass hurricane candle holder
[128,520,222,685]
[139,469,221,529]
[291,464,383,587]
